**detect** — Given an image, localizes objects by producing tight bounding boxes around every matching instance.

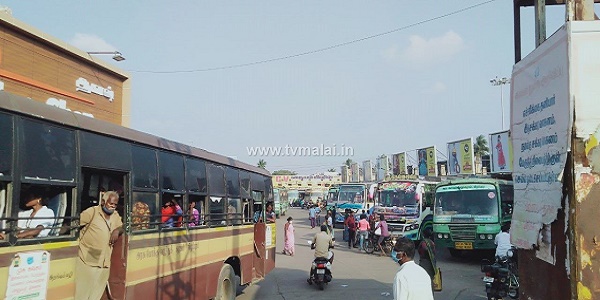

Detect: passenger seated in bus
[16,190,55,239]
[132,201,151,230]
[265,204,276,223]
[161,197,183,228]
[188,202,200,227]
[227,203,237,225]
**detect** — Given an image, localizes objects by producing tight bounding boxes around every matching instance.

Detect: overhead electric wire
[130,0,497,74]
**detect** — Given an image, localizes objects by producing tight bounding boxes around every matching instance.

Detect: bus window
[226,168,240,197]
[159,152,184,192]
[186,158,207,194]
[132,146,158,189]
[240,172,251,199]
[0,183,8,240]
[187,195,206,227]
[209,196,225,226]
[499,184,514,217]
[22,120,75,182]
[161,193,183,228]
[16,184,73,239]
[0,112,12,177]
[228,198,241,225]
[242,198,252,224]
[252,191,264,223]
[208,164,226,197]
[132,192,157,231]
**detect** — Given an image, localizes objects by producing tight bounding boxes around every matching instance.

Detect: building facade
[0,12,130,126]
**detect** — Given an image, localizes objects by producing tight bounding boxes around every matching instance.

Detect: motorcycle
[481,247,519,300]
[363,231,394,255]
[307,242,333,290]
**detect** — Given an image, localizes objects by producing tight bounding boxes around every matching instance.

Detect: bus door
[252,191,266,279]
[81,168,129,300]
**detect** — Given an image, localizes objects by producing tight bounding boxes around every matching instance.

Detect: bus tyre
[216,264,236,300]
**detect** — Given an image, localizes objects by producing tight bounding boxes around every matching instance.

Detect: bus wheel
[215,264,236,300]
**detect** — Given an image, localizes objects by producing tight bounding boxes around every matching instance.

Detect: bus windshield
[288,190,299,201]
[310,191,324,202]
[379,189,417,207]
[327,190,338,202]
[338,185,365,204]
[435,184,499,220]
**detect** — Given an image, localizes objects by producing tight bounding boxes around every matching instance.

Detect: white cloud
[383,31,466,68]
[68,33,117,52]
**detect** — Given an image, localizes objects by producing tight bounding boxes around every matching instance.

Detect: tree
[473,134,489,173]
[272,170,297,175]
[257,159,267,169]
[344,158,354,167]
[473,134,490,158]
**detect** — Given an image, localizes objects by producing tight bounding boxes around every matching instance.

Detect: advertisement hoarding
[489,130,513,173]
[392,152,407,175]
[416,146,437,176]
[446,138,474,175]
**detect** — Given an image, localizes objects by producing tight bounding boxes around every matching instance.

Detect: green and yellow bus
[433,178,513,256]
[0,93,275,300]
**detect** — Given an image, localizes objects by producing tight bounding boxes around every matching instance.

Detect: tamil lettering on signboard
[510,25,570,250]
[5,251,51,300]
[75,77,115,102]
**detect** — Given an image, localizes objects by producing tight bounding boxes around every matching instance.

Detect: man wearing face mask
[391,237,434,300]
[76,191,124,300]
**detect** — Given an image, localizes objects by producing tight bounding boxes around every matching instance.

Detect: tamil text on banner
[490,130,513,173]
[510,24,570,250]
[5,251,51,300]
[447,138,474,175]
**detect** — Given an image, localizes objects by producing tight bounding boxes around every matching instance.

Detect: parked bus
[0,94,275,300]
[373,180,437,241]
[433,178,514,257]
[273,188,288,217]
[288,189,300,207]
[326,186,338,204]
[333,183,376,224]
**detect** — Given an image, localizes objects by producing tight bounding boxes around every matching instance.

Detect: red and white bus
[0,92,276,300]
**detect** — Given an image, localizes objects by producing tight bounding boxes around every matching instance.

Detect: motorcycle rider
[495,223,513,259]
[309,225,335,279]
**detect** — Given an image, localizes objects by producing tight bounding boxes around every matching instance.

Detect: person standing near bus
[344,211,357,248]
[283,217,295,256]
[76,191,123,300]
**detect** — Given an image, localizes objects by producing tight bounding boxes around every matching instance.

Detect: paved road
[236,208,493,300]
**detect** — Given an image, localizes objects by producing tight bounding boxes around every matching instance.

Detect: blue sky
[2,1,596,174]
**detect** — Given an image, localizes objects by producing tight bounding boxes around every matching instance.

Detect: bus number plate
[455,242,473,250]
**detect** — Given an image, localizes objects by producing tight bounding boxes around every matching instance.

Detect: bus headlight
[437,233,443,239]
[487,234,494,240]
[479,234,486,240]
[443,234,449,239]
